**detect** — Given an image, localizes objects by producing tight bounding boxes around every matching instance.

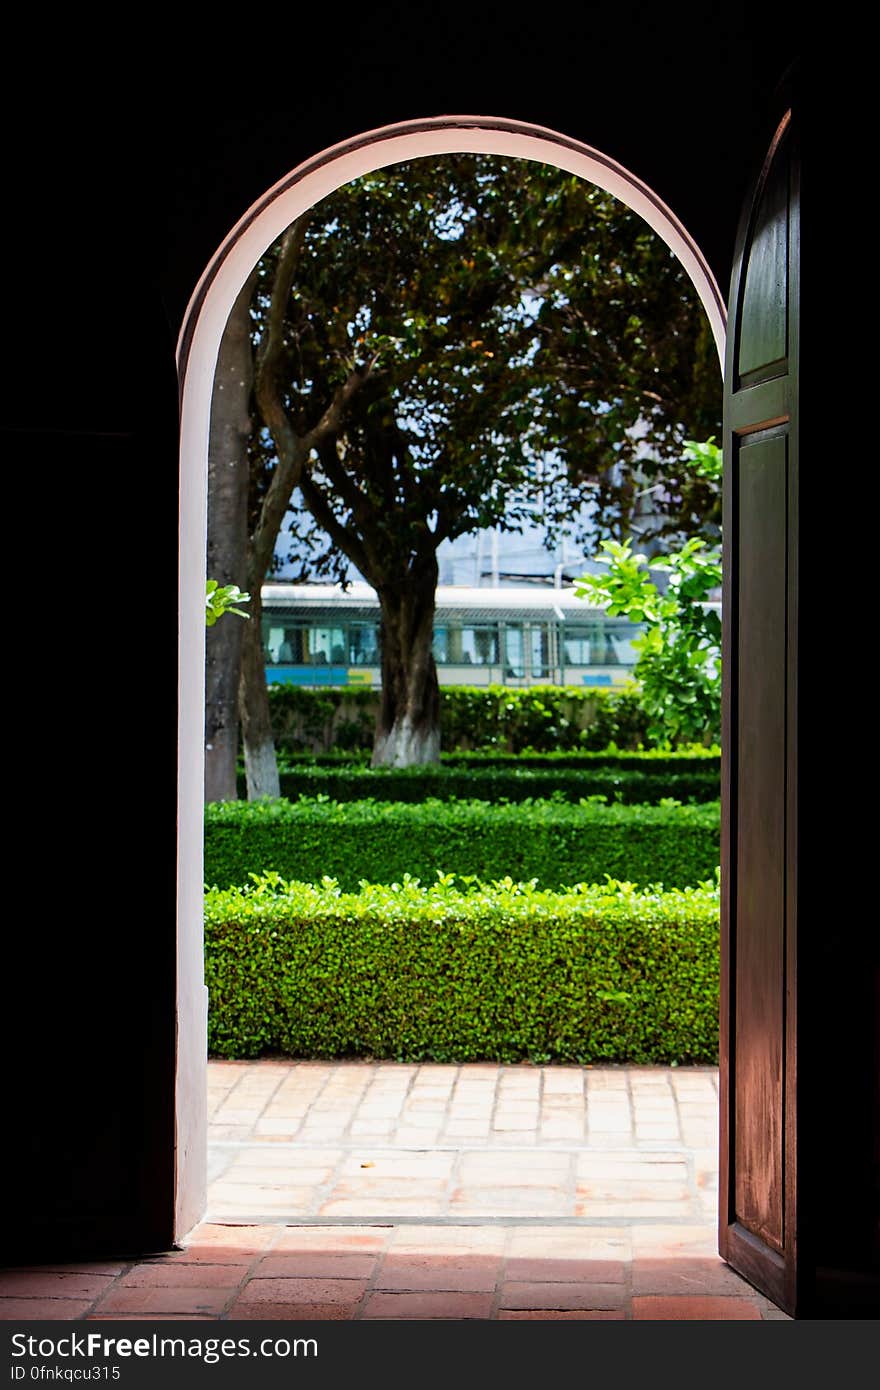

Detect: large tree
[230,154,720,779]
[204,271,256,801]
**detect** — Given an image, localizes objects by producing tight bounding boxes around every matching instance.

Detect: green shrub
[205,874,720,1063]
[437,684,653,751]
[265,763,720,805]
[266,683,661,753]
[267,685,376,753]
[205,796,720,891]
[439,746,721,769]
[270,746,721,772]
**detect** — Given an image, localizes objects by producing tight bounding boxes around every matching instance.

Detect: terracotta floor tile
[253,1253,378,1279]
[236,1277,370,1305]
[630,1225,718,1259]
[389,1226,507,1254]
[0,1271,113,1299]
[631,1258,756,1297]
[85,1314,217,1321]
[633,1296,761,1319]
[499,1310,625,1320]
[118,1262,247,1288]
[507,1229,630,1259]
[273,1226,391,1253]
[95,1286,232,1315]
[500,1281,624,1311]
[362,1291,494,1319]
[227,1301,357,1320]
[12,1261,127,1276]
[143,1245,256,1266]
[375,1254,502,1292]
[505,1257,626,1283]
[0,1299,93,1320]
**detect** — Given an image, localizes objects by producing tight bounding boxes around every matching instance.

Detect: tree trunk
[372,560,441,767]
[238,585,281,798]
[205,272,256,802]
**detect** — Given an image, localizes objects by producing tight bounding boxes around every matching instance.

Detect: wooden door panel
[734,431,787,1254]
[738,148,789,380]
[720,103,798,1313]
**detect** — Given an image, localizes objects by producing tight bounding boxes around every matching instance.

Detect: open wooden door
[719,89,799,1313]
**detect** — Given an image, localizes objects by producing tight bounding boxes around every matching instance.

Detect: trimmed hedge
[263,764,720,805]
[267,683,657,753]
[272,747,721,772]
[439,684,652,752]
[437,747,721,770]
[205,797,720,891]
[205,875,720,1063]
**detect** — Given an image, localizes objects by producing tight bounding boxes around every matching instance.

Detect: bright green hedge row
[205,797,720,891]
[205,875,720,1063]
[274,747,721,772]
[261,764,720,805]
[438,684,652,752]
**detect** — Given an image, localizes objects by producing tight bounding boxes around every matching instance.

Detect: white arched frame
[173,115,726,1238]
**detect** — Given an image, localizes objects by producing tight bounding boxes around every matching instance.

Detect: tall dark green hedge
[261,763,720,805]
[205,876,720,1063]
[205,797,720,891]
[272,748,721,772]
[266,683,658,753]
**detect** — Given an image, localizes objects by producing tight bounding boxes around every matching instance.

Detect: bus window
[263,621,284,662]
[349,623,379,665]
[461,625,498,664]
[504,625,525,678]
[305,626,345,665]
[563,625,596,666]
[605,622,641,667]
[529,625,550,678]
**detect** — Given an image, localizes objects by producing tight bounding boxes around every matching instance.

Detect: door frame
[174,114,727,1239]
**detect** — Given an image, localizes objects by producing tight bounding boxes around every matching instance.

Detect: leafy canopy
[247,155,721,584]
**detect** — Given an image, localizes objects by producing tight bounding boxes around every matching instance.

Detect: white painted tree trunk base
[371,717,441,768]
[243,738,281,799]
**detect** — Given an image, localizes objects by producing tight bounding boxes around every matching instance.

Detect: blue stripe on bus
[266,666,350,686]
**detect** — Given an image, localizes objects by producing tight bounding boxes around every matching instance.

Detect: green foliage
[262,762,720,805]
[273,746,721,771]
[267,684,376,753]
[576,537,721,745]
[256,158,721,588]
[204,874,721,1063]
[204,796,720,892]
[682,435,723,482]
[438,684,652,753]
[206,580,251,627]
[266,683,658,754]
[575,437,722,745]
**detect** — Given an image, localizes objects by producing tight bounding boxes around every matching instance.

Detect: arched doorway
[174,114,728,1239]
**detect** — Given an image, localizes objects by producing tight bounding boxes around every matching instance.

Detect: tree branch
[249,217,314,584]
[298,470,373,580]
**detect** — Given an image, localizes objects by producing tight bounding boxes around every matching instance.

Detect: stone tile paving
[0,1062,791,1320]
[205,1060,720,1223]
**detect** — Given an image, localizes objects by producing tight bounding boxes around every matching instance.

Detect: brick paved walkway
[206,1060,719,1221]
[0,1062,792,1320]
